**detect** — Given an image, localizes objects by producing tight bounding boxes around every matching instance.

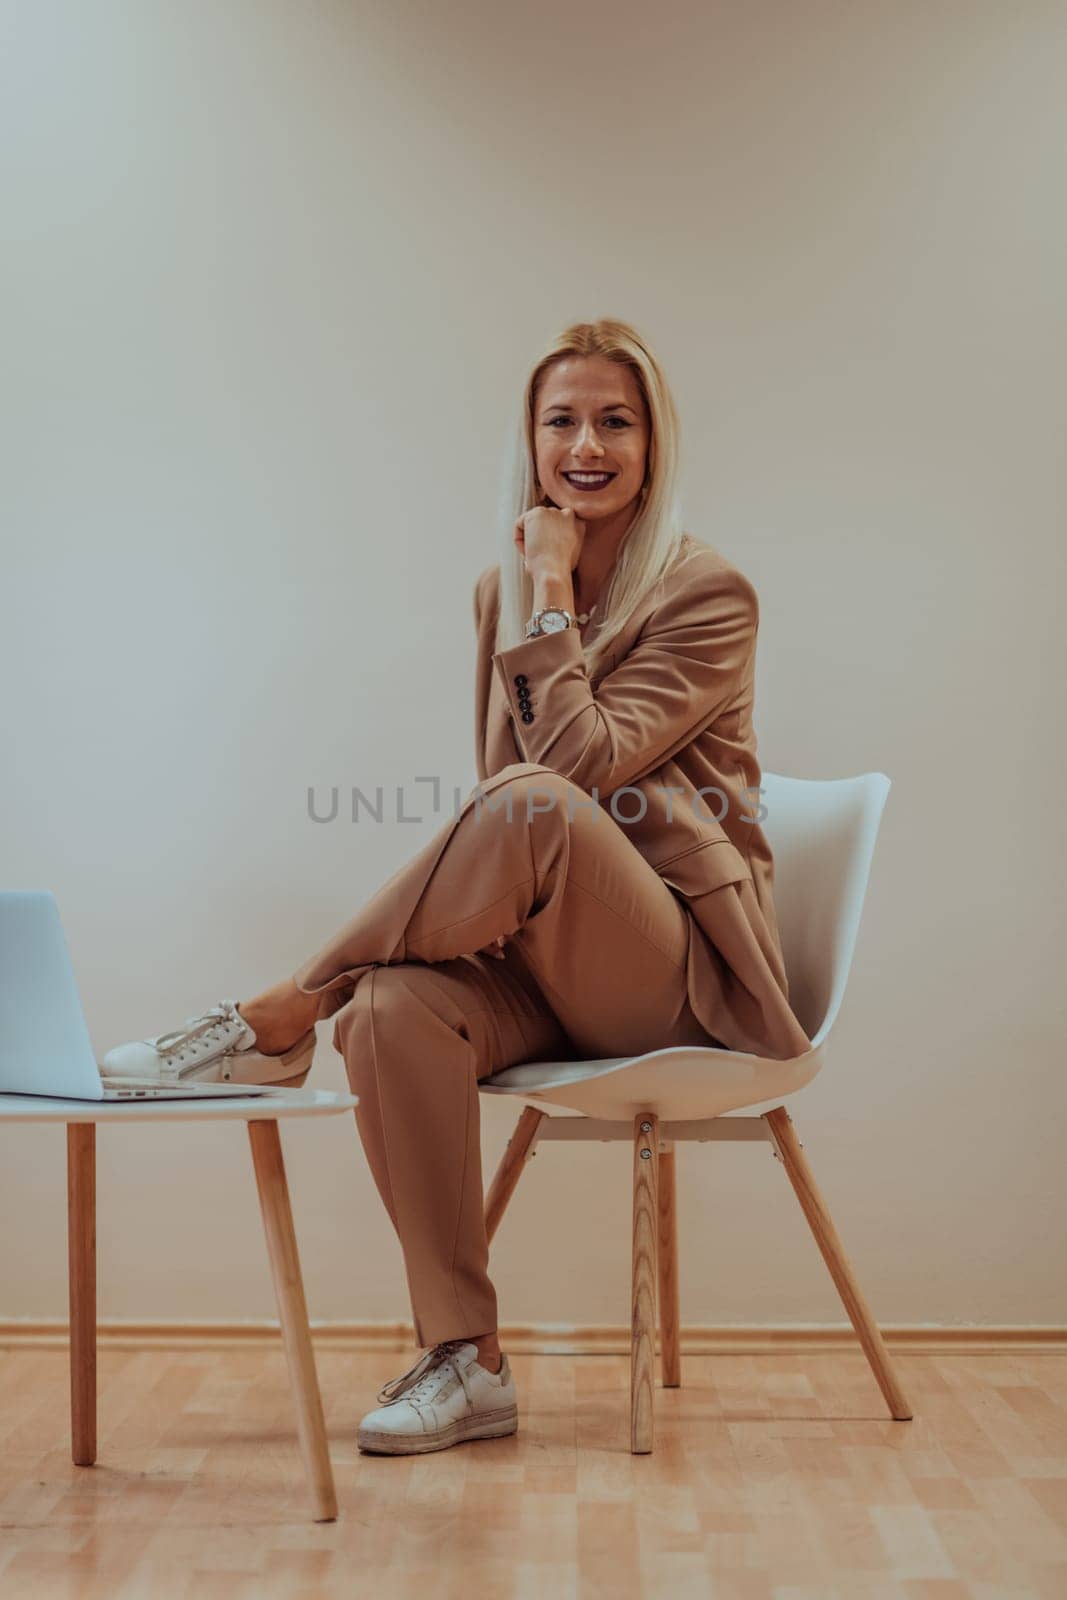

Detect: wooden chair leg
[247,1120,338,1522]
[764,1105,913,1421]
[484,1105,545,1244]
[67,1123,96,1467]
[631,1113,659,1454]
[657,1143,681,1388]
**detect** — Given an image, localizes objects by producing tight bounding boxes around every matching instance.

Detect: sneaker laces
[376,1340,475,1409]
[155,1001,248,1058]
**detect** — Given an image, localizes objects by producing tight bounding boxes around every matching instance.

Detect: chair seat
[480,1041,824,1121]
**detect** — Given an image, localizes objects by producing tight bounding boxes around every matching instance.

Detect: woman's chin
[558,485,613,508]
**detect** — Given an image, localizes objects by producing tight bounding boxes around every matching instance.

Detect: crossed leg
[251,765,713,1348]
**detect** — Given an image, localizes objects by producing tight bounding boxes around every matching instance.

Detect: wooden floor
[0,1346,1065,1598]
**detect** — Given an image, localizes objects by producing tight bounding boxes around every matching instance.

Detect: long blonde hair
[494,318,696,679]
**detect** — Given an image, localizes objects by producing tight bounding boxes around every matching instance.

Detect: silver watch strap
[525,607,576,638]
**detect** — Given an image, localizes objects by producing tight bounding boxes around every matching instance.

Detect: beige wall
[2,0,1064,1330]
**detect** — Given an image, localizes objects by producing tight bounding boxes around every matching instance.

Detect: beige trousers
[291,764,715,1348]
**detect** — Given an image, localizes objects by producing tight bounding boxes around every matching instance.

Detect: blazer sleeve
[490,563,758,798]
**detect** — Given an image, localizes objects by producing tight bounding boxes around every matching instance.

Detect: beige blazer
[472,532,813,1062]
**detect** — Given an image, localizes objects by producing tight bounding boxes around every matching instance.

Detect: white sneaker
[358,1340,518,1455]
[100,999,316,1086]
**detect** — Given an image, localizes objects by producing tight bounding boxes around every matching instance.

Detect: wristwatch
[525,607,577,639]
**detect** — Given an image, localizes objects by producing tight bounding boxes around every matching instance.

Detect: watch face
[540,609,569,634]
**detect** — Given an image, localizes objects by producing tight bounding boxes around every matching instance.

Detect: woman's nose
[573,424,605,457]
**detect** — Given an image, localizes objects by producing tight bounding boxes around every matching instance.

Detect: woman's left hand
[514,505,586,577]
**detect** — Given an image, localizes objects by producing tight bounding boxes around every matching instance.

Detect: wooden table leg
[67,1123,96,1466]
[247,1120,338,1522]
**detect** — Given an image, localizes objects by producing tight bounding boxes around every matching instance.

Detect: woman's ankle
[472,1333,502,1373]
[236,982,319,1054]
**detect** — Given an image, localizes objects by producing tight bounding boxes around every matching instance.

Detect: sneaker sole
[357,1402,518,1455]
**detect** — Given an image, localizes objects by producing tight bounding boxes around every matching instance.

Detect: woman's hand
[514,505,586,577]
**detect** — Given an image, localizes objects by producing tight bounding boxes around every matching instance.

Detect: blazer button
[521,710,535,724]
[513,673,528,687]
[517,689,531,705]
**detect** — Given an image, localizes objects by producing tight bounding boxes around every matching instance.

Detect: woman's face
[532,355,650,524]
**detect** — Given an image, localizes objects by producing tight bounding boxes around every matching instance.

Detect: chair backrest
[759,772,891,1049]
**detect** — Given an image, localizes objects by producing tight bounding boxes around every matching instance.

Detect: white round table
[0,1088,358,1522]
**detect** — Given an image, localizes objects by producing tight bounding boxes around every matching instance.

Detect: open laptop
[0,891,272,1101]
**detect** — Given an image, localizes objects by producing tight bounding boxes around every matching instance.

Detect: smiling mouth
[563,472,616,489]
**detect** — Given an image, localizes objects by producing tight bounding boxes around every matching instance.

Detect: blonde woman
[103,318,811,1455]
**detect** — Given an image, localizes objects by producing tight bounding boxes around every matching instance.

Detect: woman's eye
[547,416,629,428]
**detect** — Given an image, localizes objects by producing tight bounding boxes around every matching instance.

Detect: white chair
[480,771,913,1453]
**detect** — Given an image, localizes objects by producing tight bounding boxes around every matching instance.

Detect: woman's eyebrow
[542,401,638,415]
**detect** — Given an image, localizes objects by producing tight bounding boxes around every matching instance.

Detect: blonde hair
[494,318,695,679]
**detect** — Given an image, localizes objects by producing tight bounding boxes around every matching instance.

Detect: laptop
[0,891,273,1101]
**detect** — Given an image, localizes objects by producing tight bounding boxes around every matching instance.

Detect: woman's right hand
[514,505,586,576]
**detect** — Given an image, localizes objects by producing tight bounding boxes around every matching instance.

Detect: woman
[103,318,812,1455]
